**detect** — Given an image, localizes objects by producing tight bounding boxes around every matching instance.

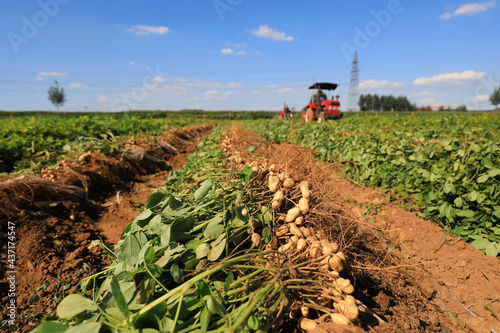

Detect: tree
[455,104,467,112]
[48,81,67,111]
[364,94,373,111]
[490,85,500,110]
[385,94,396,111]
[379,95,387,111]
[358,94,367,111]
[358,94,415,112]
[372,94,380,111]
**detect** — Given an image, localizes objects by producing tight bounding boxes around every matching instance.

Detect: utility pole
[348,50,359,112]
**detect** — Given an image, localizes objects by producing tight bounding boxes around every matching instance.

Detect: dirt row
[0,124,214,332]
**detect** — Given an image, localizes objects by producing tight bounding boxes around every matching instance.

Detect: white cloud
[224,90,234,96]
[221,48,234,54]
[205,90,219,96]
[264,85,276,89]
[36,77,43,81]
[251,25,294,41]
[440,12,453,19]
[183,97,201,103]
[152,76,167,83]
[418,91,434,96]
[413,91,439,97]
[414,70,487,85]
[98,96,108,102]
[143,84,187,95]
[204,90,229,101]
[128,61,135,66]
[278,87,294,93]
[418,98,437,105]
[175,78,224,88]
[440,1,496,19]
[226,42,247,48]
[455,1,496,15]
[251,90,262,95]
[158,85,187,95]
[38,72,67,77]
[227,82,242,88]
[127,25,169,36]
[472,94,489,102]
[68,82,88,88]
[221,48,247,55]
[68,83,88,88]
[467,93,493,110]
[359,80,406,90]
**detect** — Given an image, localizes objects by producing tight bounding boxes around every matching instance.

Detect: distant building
[418,105,449,111]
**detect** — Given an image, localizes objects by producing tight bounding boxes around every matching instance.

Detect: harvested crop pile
[220,127,385,331]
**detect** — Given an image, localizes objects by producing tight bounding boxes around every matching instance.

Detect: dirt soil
[0,124,214,332]
[2,122,499,333]
[222,124,500,333]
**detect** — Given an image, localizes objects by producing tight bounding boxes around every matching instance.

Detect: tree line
[358,94,416,112]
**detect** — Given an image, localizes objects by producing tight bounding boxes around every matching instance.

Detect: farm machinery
[277,104,295,120]
[303,82,343,122]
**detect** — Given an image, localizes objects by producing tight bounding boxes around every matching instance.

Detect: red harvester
[302,82,343,122]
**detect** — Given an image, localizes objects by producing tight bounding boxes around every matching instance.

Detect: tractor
[277,103,295,120]
[302,82,343,122]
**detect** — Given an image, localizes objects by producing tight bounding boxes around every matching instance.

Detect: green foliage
[0,109,277,120]
[358,93,416,112]
[48,81,67,111]
[0,115,209,173]
[246,113,500,256]
[490,85,500,109]
[37,125,286,332]
[56,294,98,319]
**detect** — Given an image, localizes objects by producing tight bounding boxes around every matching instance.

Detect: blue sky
[1,0,499,111]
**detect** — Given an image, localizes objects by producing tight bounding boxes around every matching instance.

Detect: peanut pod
[268,175,280,192]
[285,207,301,223]
[299,181,311,199]
[298,197,309,215]
[289,223,304,238]
[271,190,285,210]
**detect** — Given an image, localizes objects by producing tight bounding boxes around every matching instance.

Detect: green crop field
[0,111,277,174]
[245,113,500,256]
[0,114,198,173]
[4,111,499,332]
